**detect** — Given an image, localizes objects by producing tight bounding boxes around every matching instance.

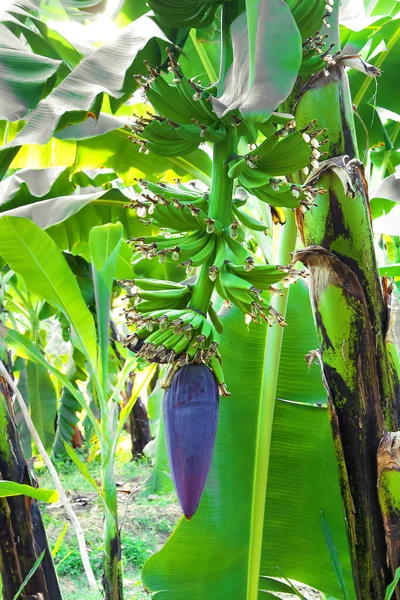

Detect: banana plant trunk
[289,8,400,600]
[0,374,63,600]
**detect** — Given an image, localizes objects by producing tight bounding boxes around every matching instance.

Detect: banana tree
[0,0,399,599]
[115,1,399,599]
[0,217,155,599]
[0,375,62,600]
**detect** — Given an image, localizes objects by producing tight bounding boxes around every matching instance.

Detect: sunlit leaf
[212,0,302,122]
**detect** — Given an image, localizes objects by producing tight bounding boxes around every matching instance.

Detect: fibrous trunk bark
[0,374,62,600]
[289,8,400,599]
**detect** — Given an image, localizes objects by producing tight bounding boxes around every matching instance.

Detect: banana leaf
[0,216,97,372]
[212,0,302,122]
[0,25,62,121]
[24,360,58,454]
[3,15,168,148]
[143,295,354,599]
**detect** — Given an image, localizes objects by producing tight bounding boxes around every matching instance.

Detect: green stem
[189,30,217,84]
[246,211,297,600]
[101,413,123,600]
[208,128,236,223]
[189,128,236,314]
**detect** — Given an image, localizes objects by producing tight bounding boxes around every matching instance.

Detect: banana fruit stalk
[123,46,326,391]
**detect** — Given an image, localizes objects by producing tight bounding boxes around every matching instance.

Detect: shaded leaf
[89,222,123,391]
[277,279,325,405]
[321,509,350,600]
[0,27,62,121]
[26,360,57,454]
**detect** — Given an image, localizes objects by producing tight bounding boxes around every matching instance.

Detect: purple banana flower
[163,364,219,519]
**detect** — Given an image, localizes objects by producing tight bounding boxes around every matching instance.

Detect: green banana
[198,317,212,340]
[237,168,271,191]
[172,333,191,355]
[228,157,247,179]
[136,294,190,312]
[247,132,280,160]
[136,288,190,303]
[185,234,216,267]
[141,180,204,203]
[163,331,186,350]
[176,76,216,125]
[226,262,286,289]
[220,267,260,295]
[146,138,200,157]
[134,230,204,253]
[147,75,195,125]
[208,237,226,280]
[224,235,255,264]
[216,278,252,314]
[252,186,300,209]
[209,355,226,388]
[255,130,311,175]
[149,201,201,231]
[219,274,256,307]
[148,0,218,29]
[143,327,173,347]
[133,278,185,292]
[208,304,224,334]
[232,206,268,232]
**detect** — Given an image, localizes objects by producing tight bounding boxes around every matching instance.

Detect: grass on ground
[36,437,180,600]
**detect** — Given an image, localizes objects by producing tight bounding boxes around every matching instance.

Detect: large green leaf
[89,222,123,393]
[0,480,58,503]
[142,305,353,599]
[350,17,400,113]
[212,0,302,122]
[277,279,326,404]
[73,129,212,185]
[0,25,62,121]
[3,16,168,148]
[0,187,133,229]
[3,10,83,71]
[0,217,97,368]
[25,359,57,454]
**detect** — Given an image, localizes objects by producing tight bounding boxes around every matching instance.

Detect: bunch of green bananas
[228,122,328,211]
[121,277,226,393]
[130,50,225,157]
[216,262,307,324]
[147,0,224,29]
[123,37,341,391]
